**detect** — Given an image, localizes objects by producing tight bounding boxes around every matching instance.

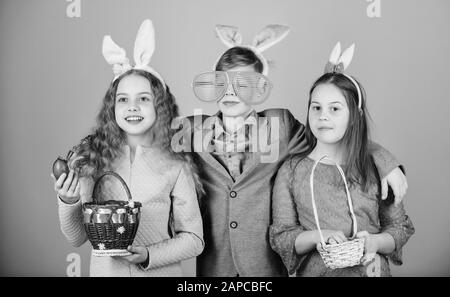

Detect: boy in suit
[172,25,408,276]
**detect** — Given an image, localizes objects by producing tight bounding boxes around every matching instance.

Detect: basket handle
[92,171,132,204]
[310,156,359,246]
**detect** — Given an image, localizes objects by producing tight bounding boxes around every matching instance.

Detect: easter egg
[53,157,69,180]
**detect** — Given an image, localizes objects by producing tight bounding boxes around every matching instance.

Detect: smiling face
[309,83,350,145]
[217,65,254,118]
[114,74,156,140]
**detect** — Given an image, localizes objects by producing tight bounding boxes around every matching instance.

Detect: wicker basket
[82,171,142,257]
[310,156,365,270]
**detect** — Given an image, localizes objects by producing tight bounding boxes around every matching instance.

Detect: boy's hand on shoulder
[381,167,408,206]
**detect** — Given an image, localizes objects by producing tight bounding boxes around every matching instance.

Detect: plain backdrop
[0,0,449,276]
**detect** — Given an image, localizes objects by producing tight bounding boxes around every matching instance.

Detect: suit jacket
[177,109,305,276]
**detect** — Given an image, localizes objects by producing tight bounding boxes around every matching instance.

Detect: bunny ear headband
[102,19,166,88]
[214,24,290,76]
[324,42,362,111]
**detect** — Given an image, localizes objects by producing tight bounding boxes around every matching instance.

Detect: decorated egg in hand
[53,157,69,180]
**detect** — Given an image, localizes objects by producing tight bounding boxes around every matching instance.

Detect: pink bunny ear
[252,24,290,52]
[215,25,243,48]
[338,43,355,70]
[133,19,155,68]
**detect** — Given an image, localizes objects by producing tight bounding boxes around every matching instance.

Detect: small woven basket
[310,156,365,270]
[82,171,142,257]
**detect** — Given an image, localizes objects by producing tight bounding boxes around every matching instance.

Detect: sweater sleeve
[282,109,309,156]
[57,176,93,247]
[370,141,402,179]
[141,164,204,270]
[269,158,306,275]
[378,194,415,265]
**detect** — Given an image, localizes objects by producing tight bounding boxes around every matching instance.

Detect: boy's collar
[213,109,258,135]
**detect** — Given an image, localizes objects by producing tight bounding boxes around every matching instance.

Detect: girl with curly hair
[51,20,204,276]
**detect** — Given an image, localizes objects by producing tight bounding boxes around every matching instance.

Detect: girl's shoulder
[283,154,313,169]
[280,154,314,177]
[140,146,184,166]
[150,151,204,196]
[141,146,198,179]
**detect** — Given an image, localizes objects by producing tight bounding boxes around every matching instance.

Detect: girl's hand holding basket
[356,231,380,265]
[310,156,365,269]
[315,230,378,267]
[113,245,149,264]
[318,230,348,245]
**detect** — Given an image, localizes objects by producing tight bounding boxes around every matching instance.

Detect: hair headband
[324,42,362,111]
[214,24,290,76]
[102,19,166,88]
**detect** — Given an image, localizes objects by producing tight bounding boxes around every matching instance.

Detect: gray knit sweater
[270,156,415,277]
[58,145,204,277]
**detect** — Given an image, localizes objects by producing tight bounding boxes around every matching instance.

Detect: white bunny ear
[252,24,290,52]
[102,35,132,78]
[338,43,355,70]
[102,35,129,66]
[328,42,341,65]
[215,25,243,48]
[133,19,155,67]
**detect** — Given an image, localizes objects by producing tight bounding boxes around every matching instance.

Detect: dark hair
[215,47,264,73]
[71,69,204,197]
[293,72,377,191]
